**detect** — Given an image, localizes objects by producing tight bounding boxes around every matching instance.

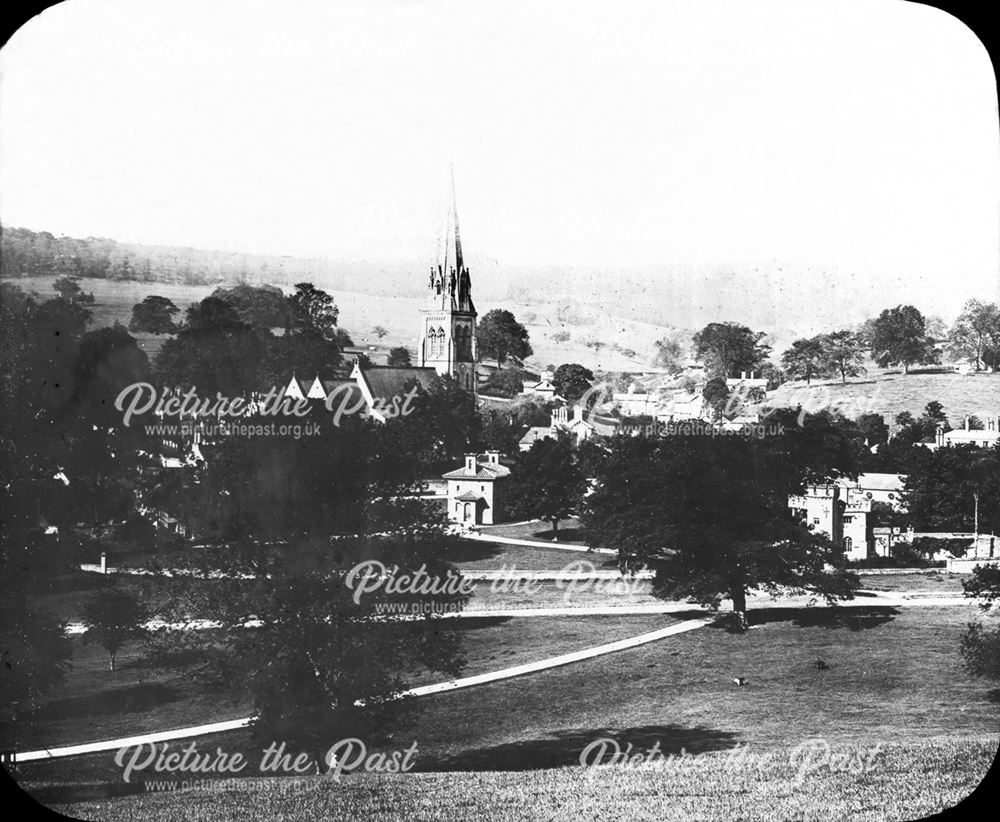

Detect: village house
[442,451,511,526]
[520,374,563,401]
[612,384,656,417]
[923,417,1000,450]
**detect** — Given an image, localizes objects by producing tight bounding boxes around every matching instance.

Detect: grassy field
[16,604,997,775]
[37,738,996,822]
[14,612,676,751]
[449,536,615,571]
[476,518,592,547]
[765,368,1000,431]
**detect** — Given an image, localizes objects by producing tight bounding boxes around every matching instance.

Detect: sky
[1,0,998,327]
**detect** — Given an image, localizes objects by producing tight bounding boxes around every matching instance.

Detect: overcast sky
[1,0,997,322]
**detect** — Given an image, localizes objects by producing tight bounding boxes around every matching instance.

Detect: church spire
[448,165,464,274]
[430,166,474,314]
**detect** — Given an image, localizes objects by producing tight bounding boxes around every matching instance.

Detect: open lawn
[466,579,660,611]
[476,518,594,547]
[36,738,996,822]
[16,604,998,789]
[858,572,971,594]
[14,613,677,752]
[451,538,615,572]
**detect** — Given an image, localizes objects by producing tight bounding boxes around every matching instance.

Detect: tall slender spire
[449,164,464,273]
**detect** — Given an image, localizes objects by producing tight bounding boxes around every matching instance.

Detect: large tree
[820,330,866,384]
[692,322,771,379]
[903,443,999,535]
[156,297,270,396]
[287,282,341,340]
[582,411,861,629]
[552,363,594,404]
[212,283,291,329]
[129,295,180,334]
[870,305,938,373]
[142,418,469,763]
[949,299,1000,371]
[780,337,827,385]
[506,434,586,534]
[476,309,532,367]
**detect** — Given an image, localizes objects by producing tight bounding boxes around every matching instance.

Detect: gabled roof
[357,365,440,402]
[455,491,482,502]
[322,378,365,408]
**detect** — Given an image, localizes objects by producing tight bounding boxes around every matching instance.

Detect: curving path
[15,617,710,763]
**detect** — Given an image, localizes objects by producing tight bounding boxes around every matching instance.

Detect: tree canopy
[582,411,862,629]
[870,305,938,373]
[476,309,532,366]
[692,322,771,380]
[129,295,180,334]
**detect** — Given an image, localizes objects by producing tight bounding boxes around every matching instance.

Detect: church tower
[419,170,478,393]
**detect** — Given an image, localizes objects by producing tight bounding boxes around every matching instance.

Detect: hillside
[3,275,683,372]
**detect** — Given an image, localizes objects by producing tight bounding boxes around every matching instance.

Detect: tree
[692,322,771,379]
[506,434,586,534]
[780,337,827,385]
[53,275,95,305]
[856,413,889,449]
[903,444,999,534]
[701,377,730,421]
[476,309,532,366]
[156,298,269,396]
[870,305,938,373]
[583,414,861,630]
[653,337,683,371]
[129,295,180,334]
[387,346,411,367]
[819,330,866,384]
[481,368,527,398]
[82,586,150,671]
[287,282,340,340]
[960,565,1000,680]
[552,363,594,404]
[372,325,388,340]
[212,283,290,329]
[949,299,1000,371]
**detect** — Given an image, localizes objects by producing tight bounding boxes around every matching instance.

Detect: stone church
[418,172,478,394]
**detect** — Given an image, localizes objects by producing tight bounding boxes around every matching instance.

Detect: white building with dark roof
[442,451,511,526]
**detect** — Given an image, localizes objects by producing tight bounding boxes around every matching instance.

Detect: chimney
[741,371,747,380]
[464,453,477,473]
[485,451,500,466]
[936,425,945,447]
[965,416,970,431]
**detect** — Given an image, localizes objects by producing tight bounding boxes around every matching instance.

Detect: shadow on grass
[39,683,182,722]
[444,541,507,564]
[705,606,901,634]
[419,723,740,771]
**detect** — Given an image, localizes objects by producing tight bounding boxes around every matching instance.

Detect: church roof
[358,365,440,402]
[322,378,365,408]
